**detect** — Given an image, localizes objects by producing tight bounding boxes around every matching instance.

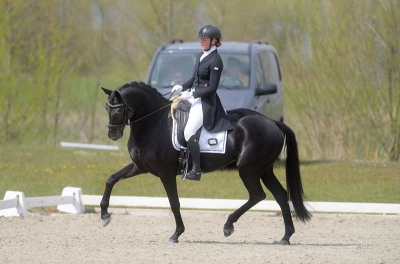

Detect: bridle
[106,100,133,133]
[106,96,173,132]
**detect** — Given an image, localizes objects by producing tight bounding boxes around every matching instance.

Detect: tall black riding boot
[183,135,202,181]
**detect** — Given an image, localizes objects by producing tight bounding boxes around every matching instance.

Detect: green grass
[0,146,399,203]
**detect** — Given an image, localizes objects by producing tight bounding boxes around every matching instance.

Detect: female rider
[171,25,233,181]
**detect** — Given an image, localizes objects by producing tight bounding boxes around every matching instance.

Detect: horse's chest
[130,147,159,166]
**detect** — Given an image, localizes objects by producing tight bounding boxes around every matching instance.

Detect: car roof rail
[250,40,269,45]
[160,39,184,51]
[248,40,269,54]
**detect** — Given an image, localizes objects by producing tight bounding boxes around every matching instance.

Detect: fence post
[1,191,27,217]
[57,187,85,214]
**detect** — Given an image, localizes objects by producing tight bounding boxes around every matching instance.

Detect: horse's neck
[129,108,171,145]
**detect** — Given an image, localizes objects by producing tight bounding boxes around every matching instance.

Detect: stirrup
[181,170,201,181]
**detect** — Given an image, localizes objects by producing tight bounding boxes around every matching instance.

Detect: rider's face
[200,38,215,50]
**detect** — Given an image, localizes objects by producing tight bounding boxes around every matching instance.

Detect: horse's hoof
[101,213,112,227]
[279,239,291,245]
[167,237,179,244]
[223,225,235,237]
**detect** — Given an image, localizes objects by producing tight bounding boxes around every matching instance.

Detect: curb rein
[106,91,175,131]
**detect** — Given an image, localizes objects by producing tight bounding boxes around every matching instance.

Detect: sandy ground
[1,209,399,264]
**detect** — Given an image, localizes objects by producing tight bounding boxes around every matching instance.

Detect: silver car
[145,39,284,122]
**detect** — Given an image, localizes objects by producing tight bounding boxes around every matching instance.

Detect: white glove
[180,91,193,100]
[171,85,183,93]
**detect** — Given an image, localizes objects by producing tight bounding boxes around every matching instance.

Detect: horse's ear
[101,87,112,96]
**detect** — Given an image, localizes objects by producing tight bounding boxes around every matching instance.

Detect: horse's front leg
[100,162,144,227]
[159,174,185,244]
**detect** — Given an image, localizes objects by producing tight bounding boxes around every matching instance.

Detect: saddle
[170,97,192,175]
[171,97,191,148]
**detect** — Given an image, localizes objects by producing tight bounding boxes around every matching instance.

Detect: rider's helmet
[196,25,222,41]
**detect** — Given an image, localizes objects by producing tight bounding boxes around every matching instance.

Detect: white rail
[60,142,118,150]
[25,195,75,209]
[0,187,84,217]
[2,189,399,217]
[0,196,19,210]
[81,195,400,214]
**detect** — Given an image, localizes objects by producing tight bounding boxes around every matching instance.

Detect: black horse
[100,81,311,245]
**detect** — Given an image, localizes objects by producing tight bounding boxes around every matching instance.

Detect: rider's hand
[171,85,183,93]
[180,91,193,100]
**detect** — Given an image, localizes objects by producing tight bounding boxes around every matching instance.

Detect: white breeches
[184,96,203,141]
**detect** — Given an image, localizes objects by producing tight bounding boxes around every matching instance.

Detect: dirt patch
[1,209,399,263]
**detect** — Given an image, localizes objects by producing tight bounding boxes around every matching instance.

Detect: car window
[149,53,197,87]
[258,51,281,84]
[264,51,281,83]
[219,54,249,89]
[256,54,265,88]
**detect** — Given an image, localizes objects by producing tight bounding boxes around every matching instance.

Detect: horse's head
[102,81,170,140]
[102,87,134,141]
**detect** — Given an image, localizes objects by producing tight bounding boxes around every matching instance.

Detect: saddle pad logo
[208,138,218,146]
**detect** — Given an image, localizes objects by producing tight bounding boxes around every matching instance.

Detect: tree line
[0,0,399,161]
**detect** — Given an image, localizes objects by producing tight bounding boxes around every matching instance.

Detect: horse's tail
[275,121,312,222]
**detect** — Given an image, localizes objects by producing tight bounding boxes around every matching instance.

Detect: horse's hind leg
[223,169,266,237]
[261,168,294,245]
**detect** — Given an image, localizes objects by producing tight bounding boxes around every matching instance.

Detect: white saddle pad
[172,120,227,154]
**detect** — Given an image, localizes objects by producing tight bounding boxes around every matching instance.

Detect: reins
[130,91,175,125]
[130,103,172,125]
[107,90,176,128]
[127,92,175,125]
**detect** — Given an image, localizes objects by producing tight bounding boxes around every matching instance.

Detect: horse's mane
[117,81,169,105]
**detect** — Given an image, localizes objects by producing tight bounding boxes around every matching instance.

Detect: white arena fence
[1,186,399,217]
[0,187,85,217]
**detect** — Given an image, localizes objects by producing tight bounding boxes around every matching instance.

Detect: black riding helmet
[196,25,222,41]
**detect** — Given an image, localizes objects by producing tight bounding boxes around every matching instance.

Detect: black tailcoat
[182,50,233,133]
